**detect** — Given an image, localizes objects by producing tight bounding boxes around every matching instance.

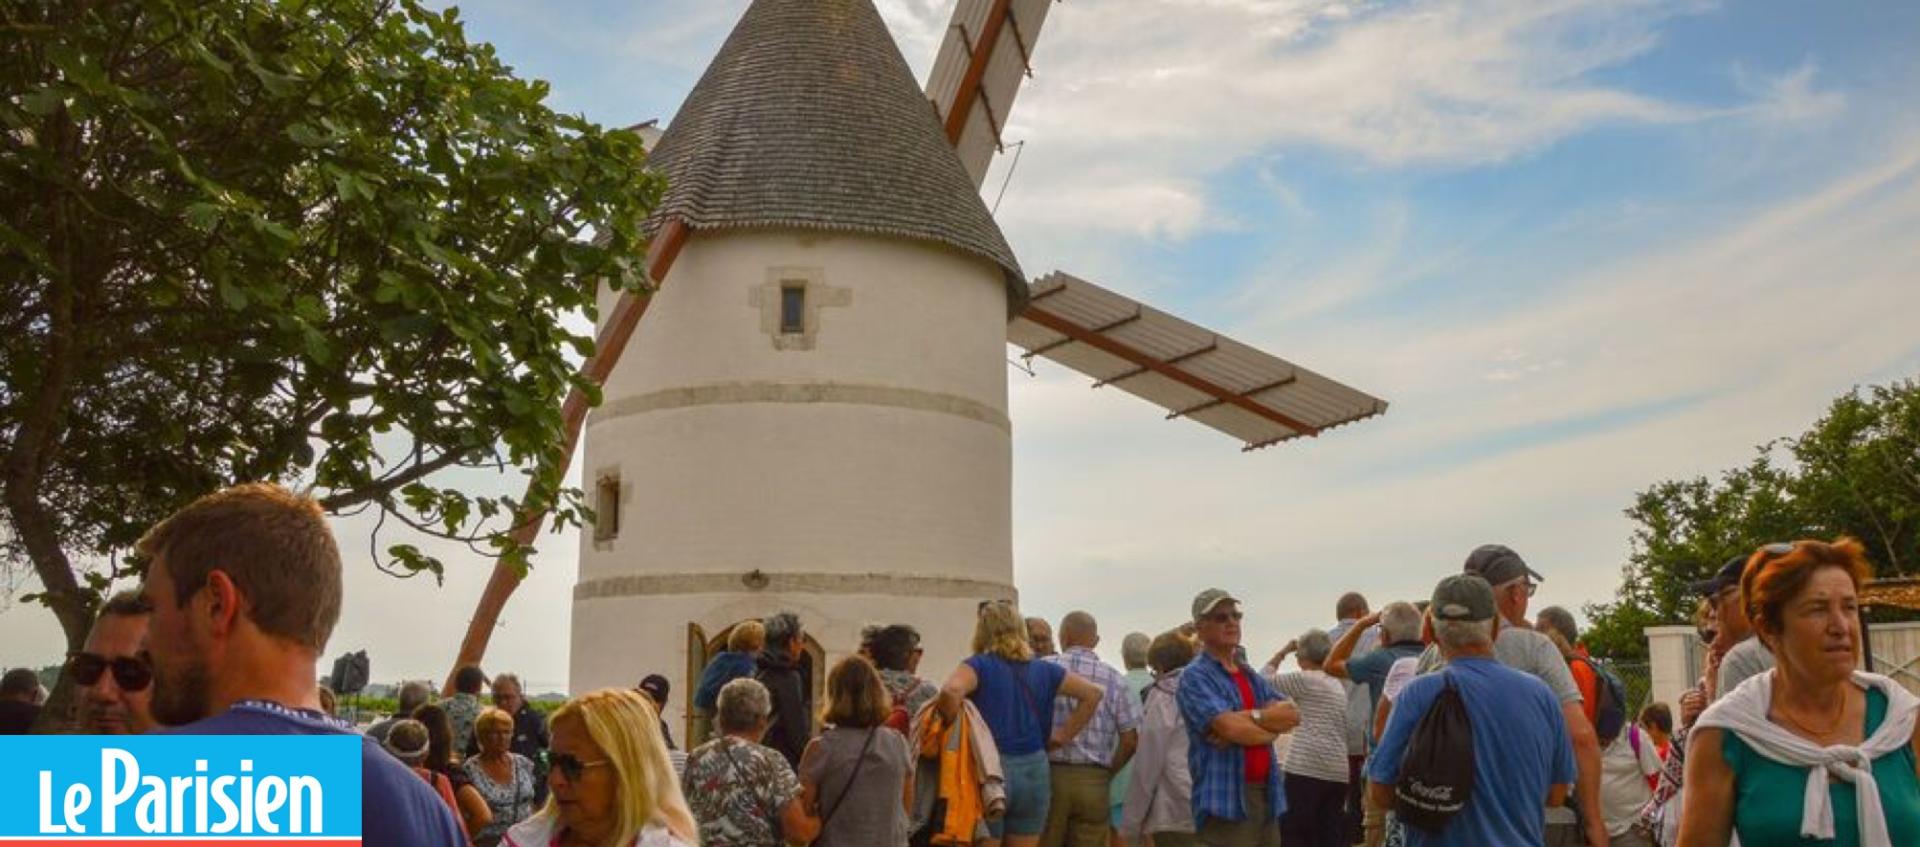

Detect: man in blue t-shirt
[1367,575,1575,847]
[137,484,465,846]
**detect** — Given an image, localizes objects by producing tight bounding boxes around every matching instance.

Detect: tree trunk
[3,102,96,655]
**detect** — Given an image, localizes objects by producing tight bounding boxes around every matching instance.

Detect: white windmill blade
[925,0,1059,187]
[1010,272,1390,451]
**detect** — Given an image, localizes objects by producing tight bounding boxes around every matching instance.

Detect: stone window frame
[751,267,849,351]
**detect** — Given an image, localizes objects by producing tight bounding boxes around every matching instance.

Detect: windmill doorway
[685,621,825,748]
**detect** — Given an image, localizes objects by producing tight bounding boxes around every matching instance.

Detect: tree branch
[316,447,466,512]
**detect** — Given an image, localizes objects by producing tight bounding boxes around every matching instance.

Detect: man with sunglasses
[1176,588,1299,847]
[1691,553,1775,698]
[68,590,159,734]
[1457,544,1606,847]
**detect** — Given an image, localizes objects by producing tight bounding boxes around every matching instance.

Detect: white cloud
[1732,59,1848,127]
[974,0,1729,240]
[1004,137,1920,656]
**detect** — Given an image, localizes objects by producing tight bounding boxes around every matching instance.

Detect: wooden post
[445,218,691,693]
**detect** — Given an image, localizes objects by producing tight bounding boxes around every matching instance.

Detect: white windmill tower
[450,0,1387,733]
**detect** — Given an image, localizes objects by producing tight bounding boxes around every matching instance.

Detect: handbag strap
[818,727,880,830]
[1011,660,1053,740]
[719,739,779,825]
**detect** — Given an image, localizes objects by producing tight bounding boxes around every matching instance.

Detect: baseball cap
[637,674,670,705]
[1191,588,1239,621]
[1691,555,1749,598]
[1463,544,1544,587]
[1431,574,1497,622]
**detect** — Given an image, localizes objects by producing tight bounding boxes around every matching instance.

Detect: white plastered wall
[573,229,1017,728]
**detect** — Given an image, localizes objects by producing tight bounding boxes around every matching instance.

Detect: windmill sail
[1010,273,1389,451]
[925,0,1059,187]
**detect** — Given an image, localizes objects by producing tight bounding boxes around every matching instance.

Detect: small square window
[780,283,806,334]
[594,475,620,541]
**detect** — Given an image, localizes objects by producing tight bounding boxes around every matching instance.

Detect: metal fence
[1605,660,1655,716]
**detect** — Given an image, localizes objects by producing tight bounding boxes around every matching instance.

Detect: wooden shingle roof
[647,0,1026,310]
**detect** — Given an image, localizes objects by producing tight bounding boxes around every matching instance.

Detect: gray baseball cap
[1431,574,1497,622]
[1463,544,1544,587]
[1191,588,1239,621]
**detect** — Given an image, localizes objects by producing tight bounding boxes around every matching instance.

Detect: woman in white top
[1121,631,1198,846]
[504,688,698,847]
[1265,629,1352,847]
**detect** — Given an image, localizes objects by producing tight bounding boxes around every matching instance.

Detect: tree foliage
[1585,379,1920,659]
[1,0,663,649]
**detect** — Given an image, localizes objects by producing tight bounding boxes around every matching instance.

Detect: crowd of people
[4,480,1919,847]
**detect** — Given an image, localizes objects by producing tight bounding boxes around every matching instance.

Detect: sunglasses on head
[67,652,152,692]
[550,752,611,782]
[1202,610,1243,624]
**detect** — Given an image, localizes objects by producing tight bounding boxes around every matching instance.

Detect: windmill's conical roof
[647,0,1026,310]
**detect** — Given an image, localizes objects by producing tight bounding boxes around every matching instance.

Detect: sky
[4,0,1920,693]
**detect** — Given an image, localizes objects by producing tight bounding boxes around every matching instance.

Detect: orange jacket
[914,702,1005,844]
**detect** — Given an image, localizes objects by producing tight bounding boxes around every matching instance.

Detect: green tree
[1,0,662,653]
[1585,379,1920,659]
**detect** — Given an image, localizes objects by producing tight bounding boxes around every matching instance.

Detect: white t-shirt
[1267,669,1352,784]
[1599,726,1662,835]
[1381,656,1419,701]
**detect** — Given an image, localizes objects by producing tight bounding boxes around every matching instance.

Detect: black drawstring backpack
[1394,671,1476,833]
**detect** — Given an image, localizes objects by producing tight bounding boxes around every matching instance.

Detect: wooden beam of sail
[1009,272,1388,451]
[925,0,1059,188]
[447,218,690,692]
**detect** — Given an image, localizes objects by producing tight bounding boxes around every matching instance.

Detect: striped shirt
[1045,647,1143,767]
[1265,669,1352,784]
[1175,651,1287,827]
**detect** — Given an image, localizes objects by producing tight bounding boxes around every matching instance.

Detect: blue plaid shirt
[1044,647,1143,767]
[1176,649,1287,827]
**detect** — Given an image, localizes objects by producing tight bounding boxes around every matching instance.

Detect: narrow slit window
[780,283,806,334]
[594,475,620,541]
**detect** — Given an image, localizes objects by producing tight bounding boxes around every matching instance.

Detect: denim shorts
[992,750,1052,837]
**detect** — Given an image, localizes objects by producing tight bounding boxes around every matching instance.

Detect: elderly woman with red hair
[1677,539,1920,847]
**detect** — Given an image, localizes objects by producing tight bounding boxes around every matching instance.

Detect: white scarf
[1696,670,1920,846]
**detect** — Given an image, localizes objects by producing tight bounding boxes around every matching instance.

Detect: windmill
[446,0,1386,726]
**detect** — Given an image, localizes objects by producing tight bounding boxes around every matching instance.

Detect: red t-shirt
[1229,668,1273,784]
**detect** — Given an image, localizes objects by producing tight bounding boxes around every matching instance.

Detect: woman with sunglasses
[504,688,698,847]
[1677,539,1920,847]
[936,601,1104,847]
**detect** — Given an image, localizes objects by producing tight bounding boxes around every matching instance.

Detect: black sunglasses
[68,652,152,692]
[1202,610,1244,624]
[550,752,611,782]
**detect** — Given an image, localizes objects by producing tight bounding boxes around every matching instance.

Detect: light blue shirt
[1367,656,1575,847]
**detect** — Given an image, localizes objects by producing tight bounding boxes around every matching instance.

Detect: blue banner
[0,735,362,843]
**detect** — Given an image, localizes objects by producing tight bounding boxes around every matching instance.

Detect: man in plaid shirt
[1177,589,1300,847]
[1042,611,1144,847]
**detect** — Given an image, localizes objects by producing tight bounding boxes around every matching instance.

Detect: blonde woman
[936,601,1103,847]
[504,688,699,847]
[467,707,538,846]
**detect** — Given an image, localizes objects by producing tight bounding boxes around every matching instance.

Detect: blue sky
[4,0,1918,690]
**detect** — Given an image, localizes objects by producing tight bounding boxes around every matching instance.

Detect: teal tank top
[1725,687,1920,846]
